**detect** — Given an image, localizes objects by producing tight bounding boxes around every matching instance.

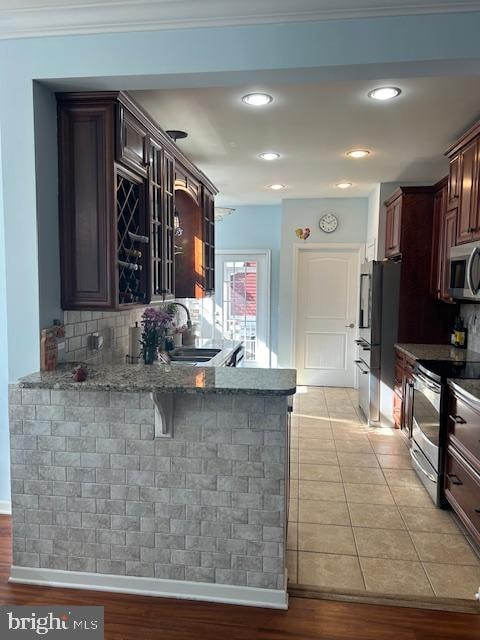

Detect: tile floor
[287,386,480,601]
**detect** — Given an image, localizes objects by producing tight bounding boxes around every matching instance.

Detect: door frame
[291,243,365,388]
[215,248,272,367]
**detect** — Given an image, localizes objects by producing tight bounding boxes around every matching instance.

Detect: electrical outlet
[87,332,104,352]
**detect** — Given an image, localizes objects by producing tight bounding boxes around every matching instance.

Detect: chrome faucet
[174,302,192,328]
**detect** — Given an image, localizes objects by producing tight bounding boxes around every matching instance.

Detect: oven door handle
[411,448,437,483]
[414,372,441,393]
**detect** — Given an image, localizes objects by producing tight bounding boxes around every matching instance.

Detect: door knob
[345,323,355,328]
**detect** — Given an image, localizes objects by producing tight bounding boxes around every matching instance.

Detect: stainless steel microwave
[449,241,480,301]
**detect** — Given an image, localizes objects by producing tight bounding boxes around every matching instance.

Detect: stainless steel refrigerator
[356,260,400,425]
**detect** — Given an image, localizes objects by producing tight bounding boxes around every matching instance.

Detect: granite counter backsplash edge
[395,343,480,362]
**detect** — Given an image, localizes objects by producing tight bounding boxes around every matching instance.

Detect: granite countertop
[447,379,480,404]
[17,363,297,396]
[395,343,480,363]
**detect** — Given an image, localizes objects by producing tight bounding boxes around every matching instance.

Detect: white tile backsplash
[459,304,480,353]
[60,308,146,365]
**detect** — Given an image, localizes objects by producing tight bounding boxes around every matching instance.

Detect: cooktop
[416,359,480,382]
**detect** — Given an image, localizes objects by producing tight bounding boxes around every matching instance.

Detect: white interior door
[215,251,270,367]
[295,247,359,386]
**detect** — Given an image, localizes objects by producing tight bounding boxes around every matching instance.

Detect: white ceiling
[1,0,479,39]
[132,77,480,206]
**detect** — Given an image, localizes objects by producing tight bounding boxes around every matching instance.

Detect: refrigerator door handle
[354,360,369,374]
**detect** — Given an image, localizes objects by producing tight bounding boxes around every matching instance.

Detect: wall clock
[319,212,338,233]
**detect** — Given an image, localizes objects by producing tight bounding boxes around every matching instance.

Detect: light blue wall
[1,11,480,500]
[278,197,369,367]
[2,12,480,381]
[0,129,10,503]
[34,83,62,329]
[215,206,281,364]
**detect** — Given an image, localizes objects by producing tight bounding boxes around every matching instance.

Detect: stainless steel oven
[450,241,480,301]
[412,359,480,506]
[412,367,442,505]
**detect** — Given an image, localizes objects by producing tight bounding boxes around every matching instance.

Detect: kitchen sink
[169,348,221,363]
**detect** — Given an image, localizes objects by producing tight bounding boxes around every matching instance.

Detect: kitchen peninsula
[8,363,296,609]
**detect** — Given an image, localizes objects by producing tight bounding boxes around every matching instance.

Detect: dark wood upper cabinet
[58,98,117,310]
[429,177,456,304]
[175,165,201,206]
[448,154,461,209]
[385,197,402,258]
[174,188,203,299]
[160,150,176,300]
[383,186,455,343]
[173,171,215,299]
[446,121,480,245]
[440,208,457,302]
[148,139,175,302]
[57,91,217,310]
[429,179,446,299]
[117,106,149,177]
[203,188,215,295]
[457,139,479,244]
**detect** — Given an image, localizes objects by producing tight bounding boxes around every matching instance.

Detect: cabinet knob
[449,414,466,424]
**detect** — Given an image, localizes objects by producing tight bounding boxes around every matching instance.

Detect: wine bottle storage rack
[116,171,147,305]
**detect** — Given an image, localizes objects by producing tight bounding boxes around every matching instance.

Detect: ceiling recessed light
[368,86,401,101]
[259,152,280,161]
[346,149,370,159]
[242,93,273,106]
[268,184,286,190]
[336,182,353,189]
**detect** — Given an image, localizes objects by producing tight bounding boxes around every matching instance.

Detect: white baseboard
[9,566,288,610]
[0,500,11,514]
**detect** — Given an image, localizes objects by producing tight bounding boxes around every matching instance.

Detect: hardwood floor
[0,515,478,639]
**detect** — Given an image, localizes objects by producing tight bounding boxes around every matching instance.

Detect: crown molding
[1,1,480,40]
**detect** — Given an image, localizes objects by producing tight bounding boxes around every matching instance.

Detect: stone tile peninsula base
[8,368,295,609]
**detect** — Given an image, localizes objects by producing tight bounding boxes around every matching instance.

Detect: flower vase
[158,333,167,353]
[143,343,157,365]
[142,328,158,365]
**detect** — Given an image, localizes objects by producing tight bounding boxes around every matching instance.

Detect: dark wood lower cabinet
[445,384,480,546]
[445,445,480,546]
[394,348,414,441]
[447,393,480,471]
